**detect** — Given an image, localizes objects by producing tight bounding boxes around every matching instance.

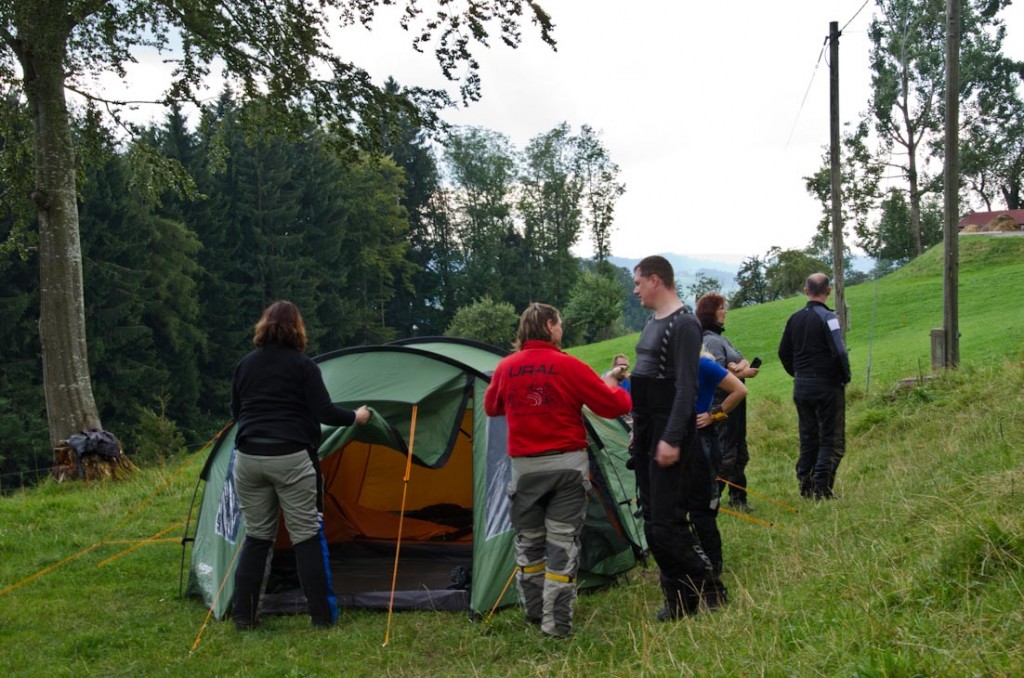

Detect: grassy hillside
[1,236,1022,676]
[572,234,1024,397]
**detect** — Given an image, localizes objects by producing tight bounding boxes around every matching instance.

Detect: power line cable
[784,36,830,150]
[841,0,873,34]
[786,0,875,151]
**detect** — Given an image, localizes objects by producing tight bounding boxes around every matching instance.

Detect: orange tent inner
[274,410,475,547]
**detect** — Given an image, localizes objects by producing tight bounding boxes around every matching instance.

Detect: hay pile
[986,214,1020,232]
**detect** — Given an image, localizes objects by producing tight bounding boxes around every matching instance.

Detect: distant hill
[607,252,876,301]
[579,235,1024,396]
[607,253,740,297]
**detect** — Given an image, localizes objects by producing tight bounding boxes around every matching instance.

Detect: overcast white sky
[104,0,1024,263]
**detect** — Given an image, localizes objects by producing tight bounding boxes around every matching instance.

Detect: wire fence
[0,467,55,496]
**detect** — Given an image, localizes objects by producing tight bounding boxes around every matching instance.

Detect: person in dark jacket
[777,274,851,499]
[631,256,728,621]
[696,292,760,512]
[230,300,370,630]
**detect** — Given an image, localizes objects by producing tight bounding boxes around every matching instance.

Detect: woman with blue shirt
[688,347,747,575]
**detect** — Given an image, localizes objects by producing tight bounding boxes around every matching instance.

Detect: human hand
[696,413,711,429]
[354,405,371,425]
[654,441,679,467]
[744,367,760,378]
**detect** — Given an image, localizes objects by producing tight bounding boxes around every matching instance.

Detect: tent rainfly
[183,337,645,620]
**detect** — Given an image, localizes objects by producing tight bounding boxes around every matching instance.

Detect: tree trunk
[907,143,924,258]
[18,11,104,455]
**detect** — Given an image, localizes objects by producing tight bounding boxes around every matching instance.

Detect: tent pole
[190,535,244,653]
[484,566,519,625]
[383,404,418,648]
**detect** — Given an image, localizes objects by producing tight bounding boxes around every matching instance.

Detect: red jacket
[484,341,632,456]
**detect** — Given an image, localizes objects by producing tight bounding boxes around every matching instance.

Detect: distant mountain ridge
[608,253,740,296]
[607,252,875,299]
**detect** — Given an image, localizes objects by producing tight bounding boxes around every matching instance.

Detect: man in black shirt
[631,256,727,621]
[778,273,851,499]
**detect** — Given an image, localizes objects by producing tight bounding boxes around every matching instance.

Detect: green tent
[184,337,644,620]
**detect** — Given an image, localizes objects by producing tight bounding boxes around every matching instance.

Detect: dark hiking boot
[294,535,339,628]
[728,499,754,513]
[799,476,813,499]
[232,536,273,631]
[656,602,687,622]
[541,623,574,638]
[702,581,728,610]
[656,580,699,621]
[812,483,835,500]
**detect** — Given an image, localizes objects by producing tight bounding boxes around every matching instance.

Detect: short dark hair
[805,273,831,297]
[634,255,675,288]
[515,302,560,350]
[695,292,726,329]
[253,300,308,351]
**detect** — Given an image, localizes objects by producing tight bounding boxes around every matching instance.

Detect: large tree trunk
[18,11,103,455]
[906,129,923,258]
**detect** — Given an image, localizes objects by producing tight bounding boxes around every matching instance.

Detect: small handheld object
[750,357,762,368]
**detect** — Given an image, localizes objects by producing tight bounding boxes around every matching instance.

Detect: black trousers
[718,399,749,503]
[688,426,723,573]
[631,387,720,602]
[794,380,845,492]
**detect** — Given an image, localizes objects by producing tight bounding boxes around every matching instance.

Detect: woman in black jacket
[230,300,370,629]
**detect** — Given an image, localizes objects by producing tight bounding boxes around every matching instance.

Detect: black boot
[799,475,813,499]
[701,577,729,610]
[656,576,702,621]
[812,483,835,500]
[233,536,273,630]
[293,535,338,628]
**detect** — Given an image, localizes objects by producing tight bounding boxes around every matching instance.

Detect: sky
[100,1,1024,264]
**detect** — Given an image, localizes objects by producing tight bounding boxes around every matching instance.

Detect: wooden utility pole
[941,0,961,367]
[829,20,847,336]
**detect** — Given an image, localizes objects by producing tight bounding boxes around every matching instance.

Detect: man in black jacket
[778,273,851,499]
[631,256,727,621]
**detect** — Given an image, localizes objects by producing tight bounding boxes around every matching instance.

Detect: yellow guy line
[0,425,228,599]
[720,506,781,528]
[716,477,800,513]
[190,536,246,654]
[112,424,230,535]
[96,521,186,568]
[0,543,105,597]
[104,538,180,545]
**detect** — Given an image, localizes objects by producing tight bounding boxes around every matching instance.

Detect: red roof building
[957,209,1024,231]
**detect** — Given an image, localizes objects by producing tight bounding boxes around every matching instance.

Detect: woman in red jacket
[484,302,631,638]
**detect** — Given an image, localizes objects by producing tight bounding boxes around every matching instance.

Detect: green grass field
[1,235,1022,676]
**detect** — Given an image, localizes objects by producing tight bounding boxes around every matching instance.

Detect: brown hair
[515,302,560,350]
[634,255,675,288]
[253,300,308,351]
[695,292,726,329]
